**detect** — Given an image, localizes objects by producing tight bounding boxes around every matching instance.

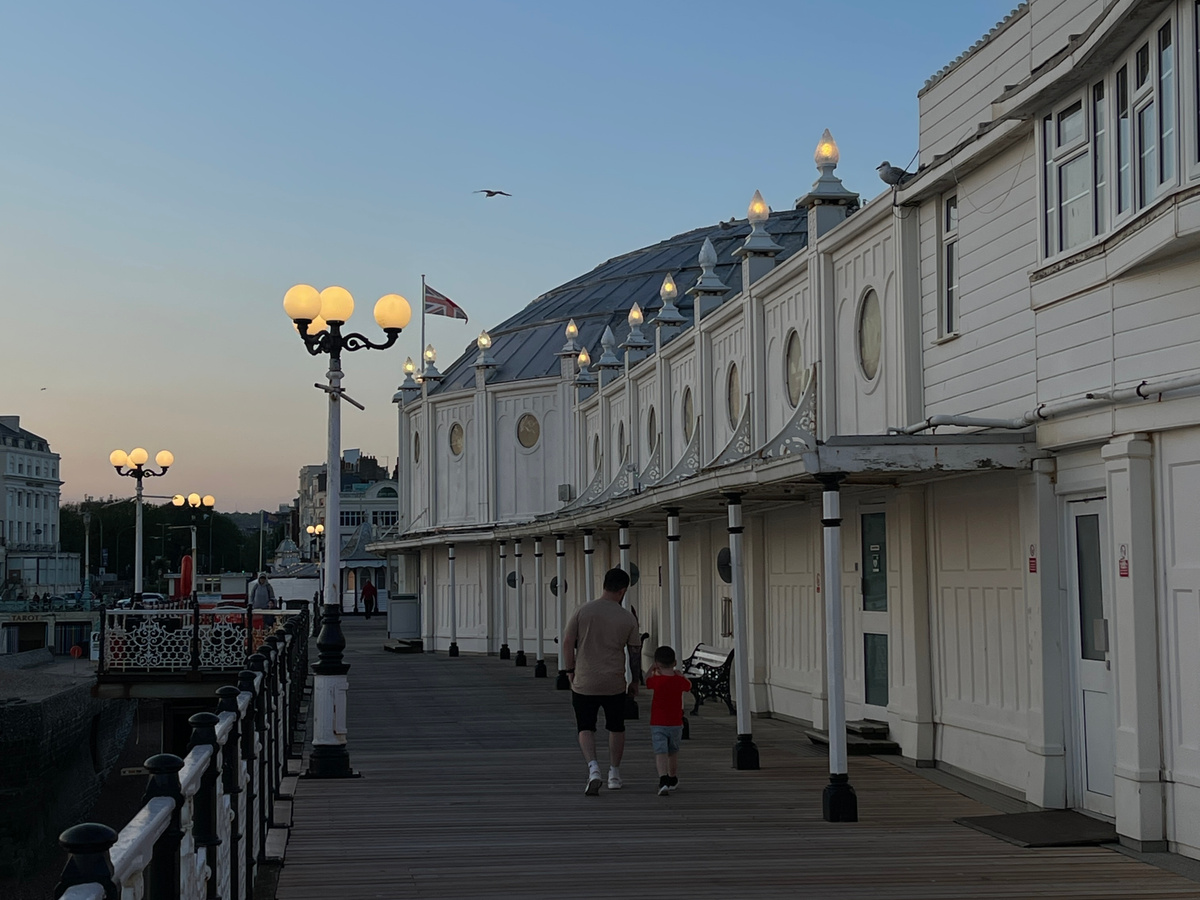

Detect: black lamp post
[284,284,411,779]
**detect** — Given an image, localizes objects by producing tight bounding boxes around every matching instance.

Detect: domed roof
[430,208,808,393]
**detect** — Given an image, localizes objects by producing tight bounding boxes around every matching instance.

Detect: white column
[819,475,856,820]
[1103,434,1165,850]
[666,508,682,654]
[513,539,526,666]
[533,537,546,677]
[448,543,459,657]
[498,541,510,659]
[725,494,758,769]
[555,535,569,688]
[583,530,595,602]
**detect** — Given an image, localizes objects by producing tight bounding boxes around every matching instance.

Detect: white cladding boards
[930,474,1030,788]
[636,375,659,464]
[668,353,698,464]
[763,505,821,693]
[1032,0,1107,69]
[1158,428,1200,853]
[495,391,562,519]
[709,321,746,446]
[435,401,476,525]
[608,391,628,471]
[679,525,706,650]
[923,141,1039,418]
[433,544,486,636]
[918,6,1031,165]
[832,221,895,433]
[410,410,430,530]
[583,405,601,477]
[762,279,812,437]
[1114,260,1200,385]
[1036,284,1114,405]
[626,529,663,651]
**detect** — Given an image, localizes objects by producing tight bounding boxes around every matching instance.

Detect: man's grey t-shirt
[564,598,641,696]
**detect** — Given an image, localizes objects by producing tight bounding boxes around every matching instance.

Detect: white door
[1067,499,1115,817]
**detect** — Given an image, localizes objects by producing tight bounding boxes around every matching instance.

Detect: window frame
[939,195,959,339]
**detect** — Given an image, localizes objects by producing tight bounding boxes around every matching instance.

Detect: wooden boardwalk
[276,621,1200,899]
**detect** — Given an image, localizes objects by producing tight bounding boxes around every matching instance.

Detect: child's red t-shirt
[646,673,692,727]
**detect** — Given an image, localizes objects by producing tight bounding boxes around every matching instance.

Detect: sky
[0,0,1019,512]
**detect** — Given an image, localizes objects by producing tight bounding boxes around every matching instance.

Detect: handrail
[53,606,309,900]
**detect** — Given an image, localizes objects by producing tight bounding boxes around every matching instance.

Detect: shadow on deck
[275,621,1200,899]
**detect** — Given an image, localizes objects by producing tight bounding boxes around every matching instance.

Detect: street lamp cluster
[284,283,411,779]
[109,447,173,603]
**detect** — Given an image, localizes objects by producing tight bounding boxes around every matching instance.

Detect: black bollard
[141,753,185,900]
[55,823,118,900]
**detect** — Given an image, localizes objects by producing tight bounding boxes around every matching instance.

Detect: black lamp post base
[624,695,639,719]
[733,734,760,770]
[514,650,527,667]
[534,659,547,678]
[303,745,360,780]
[822,773,858,822]
[448,642,459,657]
[499,644,511,660]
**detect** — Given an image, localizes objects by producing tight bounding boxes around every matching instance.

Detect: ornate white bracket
[587,447,637,506]
[641,435,664,485]
[561,456,609,511]
[751,364,818,460]
[653,416,703,485]
[705,400,753,469]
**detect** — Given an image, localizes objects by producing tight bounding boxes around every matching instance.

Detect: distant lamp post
[284,282,411,779]
[172,492,215,603]
[307,523,326,636]
[82,512,92,599]
[109,447,173,603]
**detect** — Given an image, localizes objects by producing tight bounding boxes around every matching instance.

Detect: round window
[646,406,657,450]
[449,423,464,456]
[727,363,741,428]
[517,413,540,449]
[413,432,421,464]
[785,330,804,407]
[858,289,882,380]
[682,387,694,443]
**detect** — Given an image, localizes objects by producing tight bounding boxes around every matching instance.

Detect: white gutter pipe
[890,372,1200,435]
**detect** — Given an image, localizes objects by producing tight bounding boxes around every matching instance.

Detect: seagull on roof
[877,161,913,186]
[474,189,512,197]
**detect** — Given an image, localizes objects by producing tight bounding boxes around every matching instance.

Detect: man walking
[562,567,642,795]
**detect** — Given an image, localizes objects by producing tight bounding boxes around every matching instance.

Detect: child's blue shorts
[651,725,683,755]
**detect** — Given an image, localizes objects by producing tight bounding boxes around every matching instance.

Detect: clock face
[517,413,540,449]
[449,423,464,456]
[786,330,804,407]
[858,290,882,380]
[727,363,741,428]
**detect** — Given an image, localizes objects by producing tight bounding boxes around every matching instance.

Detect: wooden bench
[682,643,735,715]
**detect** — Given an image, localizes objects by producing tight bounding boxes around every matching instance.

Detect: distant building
[0,415,77,597]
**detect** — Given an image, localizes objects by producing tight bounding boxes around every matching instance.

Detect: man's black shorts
[572,691,627,733]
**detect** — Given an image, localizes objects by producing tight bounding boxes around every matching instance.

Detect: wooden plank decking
[276,621,1200,899]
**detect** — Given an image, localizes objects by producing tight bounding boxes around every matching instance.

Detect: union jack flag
[423,283,468,321]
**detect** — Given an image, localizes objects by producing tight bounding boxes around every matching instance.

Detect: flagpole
[421,273,427,361]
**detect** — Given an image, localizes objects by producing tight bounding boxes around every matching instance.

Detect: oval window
[517,413,540,449]
[785,330,804,407]
[617,421,626,458]
[727,363,741,428]
[592,434,602,472]
[413,432,421,464]
[646,406,657,451]
[449,423,464,456]
[858,289,882,380]
[682,387,694,443]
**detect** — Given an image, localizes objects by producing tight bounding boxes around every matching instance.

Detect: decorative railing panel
[101,609,303,673]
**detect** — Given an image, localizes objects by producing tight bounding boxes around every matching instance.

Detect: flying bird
[474,189,512,198]
[877,161,914,186]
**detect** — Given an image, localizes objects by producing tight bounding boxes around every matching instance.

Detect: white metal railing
[55,608,308,900]
[101,608,304,672]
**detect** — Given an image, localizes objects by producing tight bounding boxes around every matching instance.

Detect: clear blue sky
[0,0,1017,512]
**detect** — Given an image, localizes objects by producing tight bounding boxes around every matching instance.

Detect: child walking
[646,646,692,796]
